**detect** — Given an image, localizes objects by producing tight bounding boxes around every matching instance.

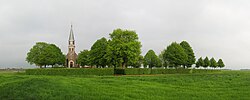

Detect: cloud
[0,0,250,69]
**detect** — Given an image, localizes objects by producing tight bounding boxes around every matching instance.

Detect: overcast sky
[0,0,250,69]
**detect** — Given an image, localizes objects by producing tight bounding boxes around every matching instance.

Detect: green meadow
[0,70,249,100]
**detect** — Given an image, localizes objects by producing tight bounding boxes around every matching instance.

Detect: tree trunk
[150,66,153,74]
[122,63,126,69]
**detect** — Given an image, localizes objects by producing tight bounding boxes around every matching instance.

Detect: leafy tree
[89,37,109,68]
[129,55,143,68]
[203,57,210,68]
[144,50,160,69]
[47,44,65,67]
[156,57,162,67]
[163,42,188,68]
[26,42,47,68]
[108,29,141,69]
[217,59,225,68]
[210,58,218,69]
[180,41,196,68]
[195,57,204,68]
[77,50,90,67]
[26,42,65,68]
[159,50,168,68]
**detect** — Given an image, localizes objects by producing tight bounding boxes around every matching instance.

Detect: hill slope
[0,71,249,99]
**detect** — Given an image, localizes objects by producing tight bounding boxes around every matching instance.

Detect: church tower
[66,25,78,68]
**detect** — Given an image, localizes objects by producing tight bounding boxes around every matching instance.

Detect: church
[66,25,78,68]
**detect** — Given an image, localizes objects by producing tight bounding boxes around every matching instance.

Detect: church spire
[66,24,78,68]
[69,24,74,41]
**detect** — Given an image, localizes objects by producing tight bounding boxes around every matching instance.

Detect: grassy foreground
[0,70,249,100]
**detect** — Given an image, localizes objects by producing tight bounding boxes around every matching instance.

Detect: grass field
[0,70,249,100]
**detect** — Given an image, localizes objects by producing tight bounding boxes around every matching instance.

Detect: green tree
[89,37,109,68]
[180,41,196,68]
[203,57,210,68]
[77,50,90,67]
[159,50,168,68]
[195,57,204,68]
[47,44,65,67]
[156,57,162,67]
[26,42,65,68]
[143,50,159,69]
[210,58,218,69]
[129,55,143,68]
[108,29,141,69]
[163,42,188,68]
[217,59,225,69]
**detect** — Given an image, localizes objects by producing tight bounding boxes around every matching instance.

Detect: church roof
[69,25,74,41]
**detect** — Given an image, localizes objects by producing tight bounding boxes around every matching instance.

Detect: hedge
[192,69,221,74]
[25,68,221,76]
[125,68,151,75]
[26,68,114,76]
[151,69,177,74]
[125,68,192,75]
[114,68,125,75]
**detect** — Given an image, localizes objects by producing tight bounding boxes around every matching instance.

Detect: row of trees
[77,29,141,69]
[77,29,197,69]
[26,28,225,69]
[143,41,225,69]
[196,57,225,68]
[143,41,196,69]
[26,29,141,69]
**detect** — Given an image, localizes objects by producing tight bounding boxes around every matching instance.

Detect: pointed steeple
[66,24,78,68]
[69,24,74,41]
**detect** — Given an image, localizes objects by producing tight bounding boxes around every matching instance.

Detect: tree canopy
[210,58,218,68]
[195,57,204,68]
[26,28,225,70]
[77,50,90,67]
[159,50,168,68]
[163,42,188,68]
[89,37,109,68]
[129,55,143,68]
[217,59,225,68]
[180,41,196,68]
[143,50,160,68]
[108,29,141,69]
[203,57,210,68]
[26,42,65,68]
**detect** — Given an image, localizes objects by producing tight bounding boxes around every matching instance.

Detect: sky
[0,0,250,69]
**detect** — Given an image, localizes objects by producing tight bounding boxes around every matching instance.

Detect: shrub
[114,68,125,75]
[151,69,191,74]
[25,68,221,76]
[139,68,151,75]
[125,68,191,75]
[125,68,151,75]
[125,68,139,75]
[176,68,192,74]
[192,69,221,73]
[26,68,114,76]
[151,69,166,74]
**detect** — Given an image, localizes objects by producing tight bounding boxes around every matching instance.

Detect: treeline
[78,29,141,68]
[26,28,225,69]
[196,57,225,69]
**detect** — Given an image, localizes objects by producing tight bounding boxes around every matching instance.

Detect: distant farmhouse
[66,25,78,68]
